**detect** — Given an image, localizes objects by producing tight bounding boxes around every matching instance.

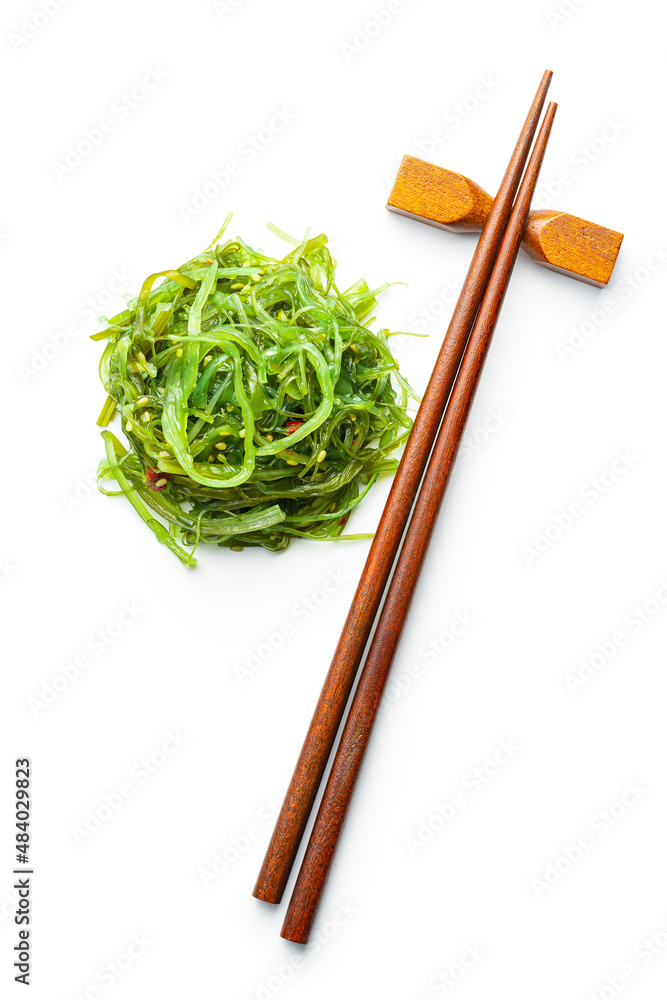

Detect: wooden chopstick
[280,101,558,945]
[253,70,553,906]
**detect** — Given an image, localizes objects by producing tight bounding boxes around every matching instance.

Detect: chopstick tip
[537,69,553,100]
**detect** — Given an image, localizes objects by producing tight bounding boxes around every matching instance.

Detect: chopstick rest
[387,154,623,286]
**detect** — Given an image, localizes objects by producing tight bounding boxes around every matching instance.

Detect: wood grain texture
[387,155,623,286]
[252,70,554,907]
[280,101,558,947]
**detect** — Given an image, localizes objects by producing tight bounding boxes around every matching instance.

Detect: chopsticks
[253,70,553,909]
[280,100,558,944]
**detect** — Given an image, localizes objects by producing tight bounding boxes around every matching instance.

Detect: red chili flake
[339,516,348,526]
[146,468,171,491]
[285,419,303,434]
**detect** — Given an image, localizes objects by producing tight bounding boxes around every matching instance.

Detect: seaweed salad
[94,219,416,565]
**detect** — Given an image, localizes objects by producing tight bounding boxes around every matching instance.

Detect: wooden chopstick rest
[387,154,623,287]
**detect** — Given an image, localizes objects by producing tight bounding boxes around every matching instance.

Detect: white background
[2,0,666,997]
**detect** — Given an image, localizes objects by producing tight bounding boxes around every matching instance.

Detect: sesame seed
[286,459,299,466]
[328,503,336,512]
[207,455,215,463]
[142,411,152,423]
[317,450,327,463]
[214,442,227,450]
[231,282,244,291]
[219,429,232,436]
[239,429,246,438]
[176,348,183,357]
[217,454,227,462]
[155,478,168,488]
[349,414,357,421]
[265,434,273,442]
[136,396,149,407]
[230,545,243,551]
